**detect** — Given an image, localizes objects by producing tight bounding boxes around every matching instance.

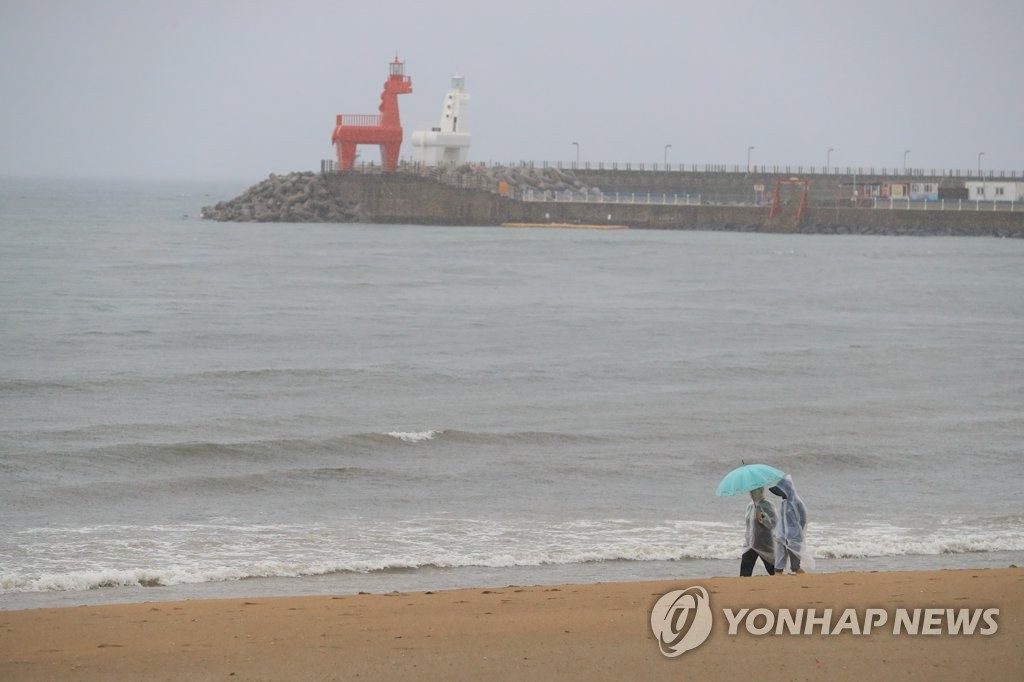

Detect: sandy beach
[2,567,1021,681]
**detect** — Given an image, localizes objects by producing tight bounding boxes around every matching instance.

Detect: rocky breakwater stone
[441,164,598,195]
[201,172,362,223]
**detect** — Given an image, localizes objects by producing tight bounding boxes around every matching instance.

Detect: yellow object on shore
[502,222,629,230]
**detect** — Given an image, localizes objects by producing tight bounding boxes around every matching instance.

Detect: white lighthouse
[411,75,471,166]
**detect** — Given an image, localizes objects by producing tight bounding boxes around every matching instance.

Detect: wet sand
[2,568,1021,681]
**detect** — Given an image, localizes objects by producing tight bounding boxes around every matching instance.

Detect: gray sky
[2,0,1022,182]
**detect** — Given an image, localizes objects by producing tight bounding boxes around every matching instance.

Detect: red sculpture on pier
[769,177,810,222]
[331,57,413,171]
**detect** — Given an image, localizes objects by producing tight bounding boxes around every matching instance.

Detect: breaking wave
[3,518,1022,596]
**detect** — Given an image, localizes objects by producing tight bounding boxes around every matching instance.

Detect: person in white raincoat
[768,475,812,574]
[740,487,778,576]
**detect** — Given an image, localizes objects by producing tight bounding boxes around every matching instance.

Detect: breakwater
[201,168,1024,238]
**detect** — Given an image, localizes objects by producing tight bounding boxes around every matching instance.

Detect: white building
[411,75,471,166]
[964,180,1024,202]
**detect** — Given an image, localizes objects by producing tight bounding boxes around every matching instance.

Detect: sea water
[2,177,1022,610]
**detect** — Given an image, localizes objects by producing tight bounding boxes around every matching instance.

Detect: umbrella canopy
[715,463,785,497]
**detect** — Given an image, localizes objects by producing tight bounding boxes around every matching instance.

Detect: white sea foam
[2,518,1023,596]
[810,522,1024,559]
[384,430,439,443]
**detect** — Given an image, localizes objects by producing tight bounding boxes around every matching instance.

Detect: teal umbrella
[715,463,785,497]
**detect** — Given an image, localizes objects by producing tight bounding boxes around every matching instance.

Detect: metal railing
[863,197,1017,212]
[521,189,702,205]
[324,158,1024,179]
[335,114,382,127]
[536,160,1023,179]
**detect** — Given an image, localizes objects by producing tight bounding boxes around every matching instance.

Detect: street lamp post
[572,142,580,167]
[664,144,672,167]
[904,149,911,174]
[827,147,834,172]
[978,151,986,204]
[747,145,755,173]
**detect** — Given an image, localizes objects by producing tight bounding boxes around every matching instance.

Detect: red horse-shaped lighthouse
[331,57,413,171]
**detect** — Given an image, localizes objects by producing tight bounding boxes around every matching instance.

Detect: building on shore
[964,180,1024,202]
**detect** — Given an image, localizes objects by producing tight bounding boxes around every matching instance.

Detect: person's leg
[760,554,776,576]
[790,549,801,573]
[774,540,787,573]
[740,549,758,576]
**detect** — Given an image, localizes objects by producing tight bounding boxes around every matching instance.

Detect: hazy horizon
[2,0,1022,184]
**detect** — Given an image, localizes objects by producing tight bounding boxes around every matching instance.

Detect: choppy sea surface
[1,176,1022,610]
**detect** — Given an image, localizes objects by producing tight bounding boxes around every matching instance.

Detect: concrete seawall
[201,170,1024,238]
[322,172,1024,237]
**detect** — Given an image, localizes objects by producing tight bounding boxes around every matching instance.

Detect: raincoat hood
[769,477,796,500]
